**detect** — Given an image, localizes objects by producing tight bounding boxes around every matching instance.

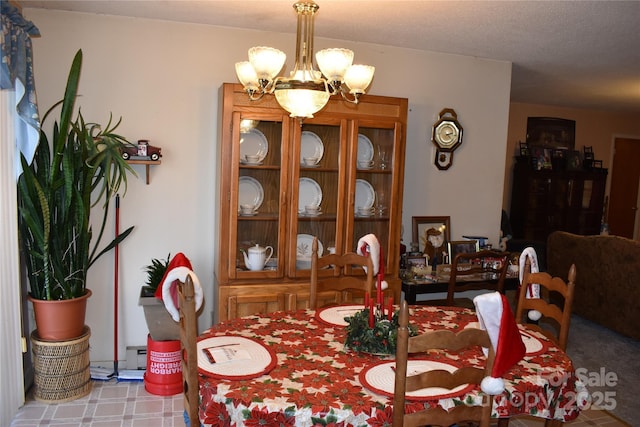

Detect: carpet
[506,409,630,426]
[503,290,637,425]
[565,315,639,424]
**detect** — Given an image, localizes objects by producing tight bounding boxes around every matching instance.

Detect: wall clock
[435,149,453,170]
[432,108,463,169]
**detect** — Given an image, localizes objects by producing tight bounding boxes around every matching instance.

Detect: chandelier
[235,1,375,119]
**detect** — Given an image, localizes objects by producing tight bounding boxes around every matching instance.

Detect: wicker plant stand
[31,326,92,403]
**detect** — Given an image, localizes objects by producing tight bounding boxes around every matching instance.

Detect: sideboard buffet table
[401,268,520,304]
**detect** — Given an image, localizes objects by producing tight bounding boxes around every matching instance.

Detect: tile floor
[11,379,186,427]
[11,378,629,426]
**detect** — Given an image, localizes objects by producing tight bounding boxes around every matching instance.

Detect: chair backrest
[515,258,576,350]
[393,300,494,427]
[177,276,199,427]
[446,249,509,306]
[309,236,375,309]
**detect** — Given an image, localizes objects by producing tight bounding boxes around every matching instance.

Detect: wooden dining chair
[308,236,375,309]
[429,250,509,309]
[515,258,576,351]
[177,276,199,427]
[392,299,495,427]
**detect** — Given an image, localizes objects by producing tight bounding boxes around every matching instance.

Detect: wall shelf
[125,160,161,185]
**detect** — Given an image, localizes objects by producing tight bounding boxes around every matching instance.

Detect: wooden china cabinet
[509,161,608,241]
[215,83,408,321]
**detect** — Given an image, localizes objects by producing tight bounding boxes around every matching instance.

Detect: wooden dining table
[194,305,589,426]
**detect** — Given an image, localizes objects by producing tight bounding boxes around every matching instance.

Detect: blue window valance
[1,2,40,178]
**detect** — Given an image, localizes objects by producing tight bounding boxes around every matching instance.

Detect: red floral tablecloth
[197,305,589,426]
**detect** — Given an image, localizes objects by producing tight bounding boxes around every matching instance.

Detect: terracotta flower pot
[29,289,92,340]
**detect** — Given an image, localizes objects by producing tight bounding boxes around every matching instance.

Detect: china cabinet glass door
[289,119,347,276]
[348,121,403,273]
[231,113,288,279]
[287,118,403,277]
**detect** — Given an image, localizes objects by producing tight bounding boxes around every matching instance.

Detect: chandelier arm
[326,80,342,96]
[246,89,266,101]
[257,78,276,94]
[339,90,361,105]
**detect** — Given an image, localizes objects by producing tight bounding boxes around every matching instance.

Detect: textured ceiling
[19,0,640,113]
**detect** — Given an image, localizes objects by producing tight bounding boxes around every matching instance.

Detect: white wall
[24,8,511,364]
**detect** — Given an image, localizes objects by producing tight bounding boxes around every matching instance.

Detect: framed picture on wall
[526,117,576,150]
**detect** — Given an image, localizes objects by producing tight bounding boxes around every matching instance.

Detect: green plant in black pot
[141,254,171,297]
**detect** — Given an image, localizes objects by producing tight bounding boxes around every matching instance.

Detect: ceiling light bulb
[344,64,375,94]
[235,61,259,91]
[248,47,286,80]
[275,86,330,118]
[316,48,354,81]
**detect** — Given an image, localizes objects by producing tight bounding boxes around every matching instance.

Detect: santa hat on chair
[154,253,204,322]
[473,292,526,395]
[356,234,388,291]
[519,247,542,321]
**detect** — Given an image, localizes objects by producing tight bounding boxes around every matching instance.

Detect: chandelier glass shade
[235,1,375,119]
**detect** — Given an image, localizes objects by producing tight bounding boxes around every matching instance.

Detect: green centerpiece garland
[344,307,418,355]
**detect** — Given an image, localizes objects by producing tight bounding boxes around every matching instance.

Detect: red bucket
[144,335,183,396]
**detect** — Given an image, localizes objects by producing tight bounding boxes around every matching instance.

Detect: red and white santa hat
[154,252,204,322]
[356,234,388,290]
[519,247,542,321]
[473,292,526,395]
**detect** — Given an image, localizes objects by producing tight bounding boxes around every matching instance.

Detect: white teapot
[243,244,273,271]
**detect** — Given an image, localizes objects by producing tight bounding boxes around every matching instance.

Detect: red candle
[364,292,370,308]
[368,300,374,327]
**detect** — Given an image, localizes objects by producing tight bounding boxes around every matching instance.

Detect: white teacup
[358,160,373,169]
[305,205,320,215]
[240,204,255,215]
[357,206,372,216]
[245,155,261,164]
[303,157,318,166]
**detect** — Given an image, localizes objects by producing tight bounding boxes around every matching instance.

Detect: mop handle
[114,194,120,376]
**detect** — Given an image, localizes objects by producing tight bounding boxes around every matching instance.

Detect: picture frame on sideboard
[447,240,480,263]
[412,216,451,252]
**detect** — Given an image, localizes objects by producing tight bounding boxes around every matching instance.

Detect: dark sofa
[546,231,640,341]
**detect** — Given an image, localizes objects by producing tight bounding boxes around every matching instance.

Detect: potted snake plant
[17,49,135,340]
